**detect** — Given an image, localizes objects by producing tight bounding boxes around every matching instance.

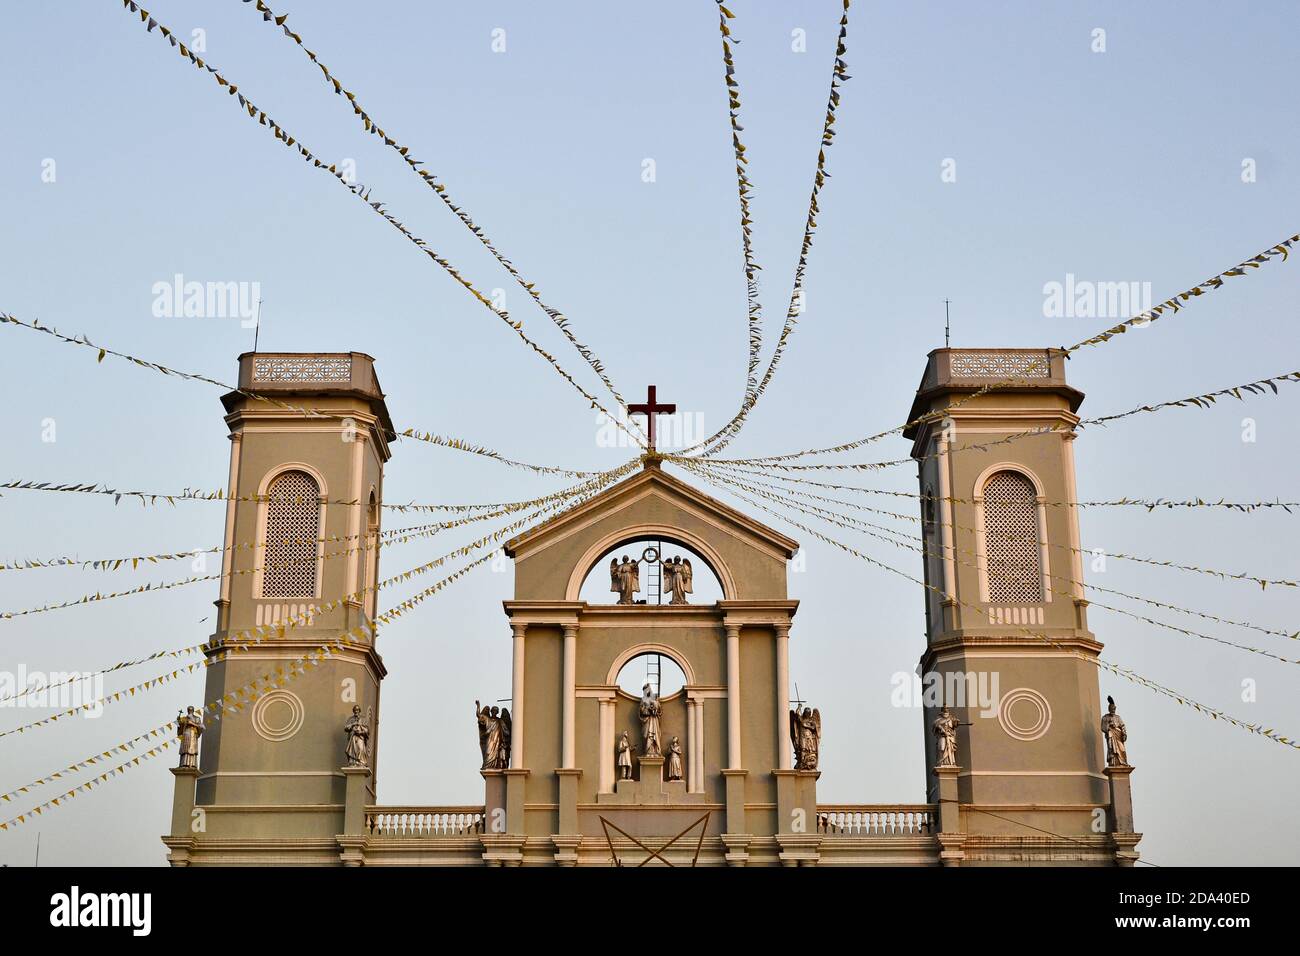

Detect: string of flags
[240,0,644,444]
[697,461,1300,590]
[687,0,853,457]
[687,366,1300,471]
[115,0,641,445]
[686,456,1300,512]
[712,1,766,414]
[0,310,602,477]
[0,644,205,709]
[677,460,1300,750]
[0,517,453,620]
[707,468,1298,662]
[683,231,1298,463]
[0,461,633,514]
[0,462,634,739]
[0,515,445,574]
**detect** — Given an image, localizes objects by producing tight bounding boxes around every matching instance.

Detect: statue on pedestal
[789,706,821,770]
[176,706,204,770]
[663,556,694,605]
[476,700,511,770]
[933,707,959,768]
[1101,696,1129,767]
[616,731,633,780]
[610,555,640,605]
[344,704,372,768]
[639,683,663,757]
[666,736,685,781]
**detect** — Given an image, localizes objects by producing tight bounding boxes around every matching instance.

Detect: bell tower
[164,352,395,865]
[905,348,1137,865]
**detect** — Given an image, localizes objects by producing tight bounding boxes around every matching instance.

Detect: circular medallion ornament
[251,689,306,742]
[641,546,660,564]
[997,687,1052,741]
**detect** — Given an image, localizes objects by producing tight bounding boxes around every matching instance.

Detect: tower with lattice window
[905,348,1138,866]
[163,352,395,866]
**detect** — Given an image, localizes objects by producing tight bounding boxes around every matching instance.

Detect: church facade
[162,348,1140,866]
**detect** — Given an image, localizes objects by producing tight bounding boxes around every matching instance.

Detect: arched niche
[567,524,736,603]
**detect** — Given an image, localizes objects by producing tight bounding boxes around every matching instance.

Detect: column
[935,433,958,601]
[344,431,367,600]
[726,623,741,769]
[686,698,697,792]
[775,624,792,770]
[598,698,615,792]
[561,624,577,768]
[1062,433,1086,598]
[510,623,526,769]
[216,433,242,629]
[693,699,705,792]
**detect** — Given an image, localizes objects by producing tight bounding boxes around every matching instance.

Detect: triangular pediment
[504,462,798,562]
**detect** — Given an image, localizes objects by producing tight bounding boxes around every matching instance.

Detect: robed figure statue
[666,736,685,781]
[789,706,821,770]
[933,707,959,768]
[616,731,633,780]
[176,705,204,770]
[344,705,372,768]
[1101,696,1129,767]
[476,700,511,770]
[639,683,663,757]
[610,554,640,605]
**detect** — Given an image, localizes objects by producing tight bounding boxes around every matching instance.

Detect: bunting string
[0,644,205,708]
[685,230,1298,460]
[685,0,852,456]
[685,367,1300,469]
[0,310,602,477]
[238,0,644,444]
[712,1,765,411]
[112,0,642,446]
[692,460,1299,590]
[675,460,1299,749]
[0,462,634,737]
[701,466,1299,659]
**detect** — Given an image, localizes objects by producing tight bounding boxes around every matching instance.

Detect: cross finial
[628,384,676,453]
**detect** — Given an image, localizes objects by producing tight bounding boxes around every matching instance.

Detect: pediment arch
[566,524,737,602]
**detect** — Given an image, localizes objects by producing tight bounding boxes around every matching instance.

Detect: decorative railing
[365,807,486,837]
[948,350,1053,380]
[816,805,936,836]
[252,355,352,384]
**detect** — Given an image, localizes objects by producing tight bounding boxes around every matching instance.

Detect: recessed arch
[971,461,1045,500]
[973,463,1051,605]
[605,641,697,687]
[566,524,737,602]
[256,461,329,499]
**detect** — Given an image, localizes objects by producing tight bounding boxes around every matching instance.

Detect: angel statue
[176,705,204,770]
[933,707,959,768]
[789,706,822,770]
[344,704,373,768]
[610,554,640,605]
[665,556,694,605]
[476,700,510,770]
[1101,696,1129,767]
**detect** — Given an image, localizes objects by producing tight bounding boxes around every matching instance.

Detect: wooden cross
[629,384,676,453]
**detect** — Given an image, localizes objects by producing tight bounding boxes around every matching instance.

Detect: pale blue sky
[1,0,1297,865]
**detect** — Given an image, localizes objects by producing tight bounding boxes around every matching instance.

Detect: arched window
[261,469,322,598]
[981,470,1044,603]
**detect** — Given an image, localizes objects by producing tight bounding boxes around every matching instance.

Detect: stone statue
[616,731,633,780]
[638,683,663,756]
[610,554,640,605]
[476,700,510,770]
[666,736,684,781]
[789,706,821,770]
[933,707,959,768]
[344,704,372,768]
[176,705,204,770]
[664,556,694,605]
[498,707,512,768]
[1101,696,1129,767]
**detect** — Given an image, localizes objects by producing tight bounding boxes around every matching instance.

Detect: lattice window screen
[982,471,1044,603]
[261,470,321,598]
